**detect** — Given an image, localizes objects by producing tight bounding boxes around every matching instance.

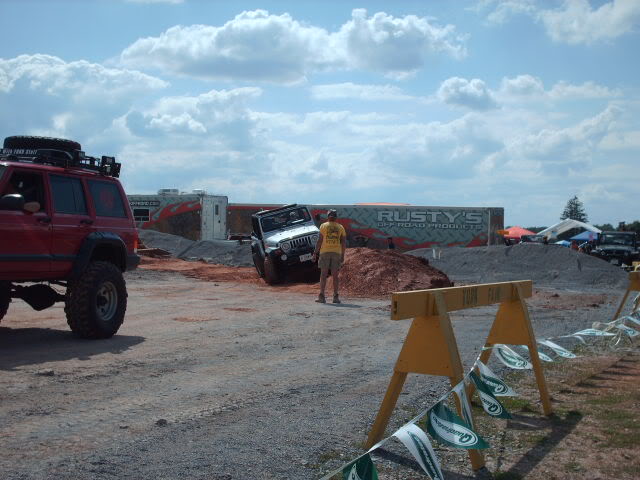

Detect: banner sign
[476,361,517,396]
[573,328,615,337]
[537,339,577,358]
[394,424,444,480]
[494,344,532,369]
[469,372,512,419]
[452,380,475,428]
[520,344,554,362]
[424,401,489,450]
[615,324,639,337]
[342,454,378,480]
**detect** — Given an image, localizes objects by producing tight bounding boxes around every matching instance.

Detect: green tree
[560,195,588,222]
[594,223,614,231]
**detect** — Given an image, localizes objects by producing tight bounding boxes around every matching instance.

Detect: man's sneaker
[315,294,326,303]
[333,294,341,304]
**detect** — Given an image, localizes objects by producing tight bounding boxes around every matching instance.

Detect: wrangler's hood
[265,224,319,244]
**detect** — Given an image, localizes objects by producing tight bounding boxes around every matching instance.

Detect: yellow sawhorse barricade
[612,271,640,321]
[365,280,552,471]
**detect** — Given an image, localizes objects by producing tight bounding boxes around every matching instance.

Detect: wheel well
[90,244,125,271]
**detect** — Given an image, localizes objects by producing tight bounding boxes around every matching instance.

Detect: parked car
[0,135,139,338]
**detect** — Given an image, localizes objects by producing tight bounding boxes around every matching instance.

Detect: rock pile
[408,244,628,290]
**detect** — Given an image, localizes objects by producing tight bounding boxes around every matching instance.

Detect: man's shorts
[318,252,343,271]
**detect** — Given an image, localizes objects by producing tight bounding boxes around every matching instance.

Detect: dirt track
[0,261,631,479]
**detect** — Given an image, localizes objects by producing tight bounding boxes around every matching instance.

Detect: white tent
[537,219,601,240]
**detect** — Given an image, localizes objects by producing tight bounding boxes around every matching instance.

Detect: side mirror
[0,193,25,211]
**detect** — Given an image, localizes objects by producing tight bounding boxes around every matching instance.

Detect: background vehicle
[250,204,319,284]
[0,135,139,338]
[590,231,639,267]
[519,234,546,244]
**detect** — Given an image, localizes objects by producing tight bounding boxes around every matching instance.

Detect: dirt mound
[340,248,452,297]
[408,244,628,290]
[138,229,195,256]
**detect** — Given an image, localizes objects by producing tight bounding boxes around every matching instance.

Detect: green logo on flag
[495,344,532,369]
[394,424,443,480]
[426,402,489,449]
[477,361,517,396]
[470,371,512,419]
[407,431,443,480]
[342,454,378,480]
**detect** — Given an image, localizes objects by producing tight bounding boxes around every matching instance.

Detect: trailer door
[200,195,228,240]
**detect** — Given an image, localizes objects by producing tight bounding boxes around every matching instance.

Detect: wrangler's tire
[65,261,127,339]
[0,283,9,322]
[3,135,81,152]
[263,256,281,285]
[252,253,265,278]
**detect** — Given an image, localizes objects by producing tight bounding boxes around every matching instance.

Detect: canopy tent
[537,219,601,240]
[503,226,536,239]
[570,230,599,242]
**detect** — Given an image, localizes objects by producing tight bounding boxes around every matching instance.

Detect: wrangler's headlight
[280,241,291,253]
[311,234,319,244]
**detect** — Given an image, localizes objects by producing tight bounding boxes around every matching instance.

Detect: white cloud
[497,75,619,103]
[0,54,168,141]
[539,0,640,45]
[119,9,466,83]
[437,77,497,110]
[310,83,414,101]
[478,0,640,45]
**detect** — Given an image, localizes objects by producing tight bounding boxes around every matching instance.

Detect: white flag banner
[520,344,554,362]
[623,315,640,327]
[452,379,475,428]
[537,339,577,358]
[494,344,532,369]
[393,424,444,480]
[476,361,518,396]
[573,328,615,337]
[615,324,639,338]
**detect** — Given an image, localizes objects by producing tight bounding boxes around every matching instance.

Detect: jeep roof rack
[254,203,298,217]
[0,147,121,178]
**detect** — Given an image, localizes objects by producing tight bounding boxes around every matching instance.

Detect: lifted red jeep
[0,136,139,338]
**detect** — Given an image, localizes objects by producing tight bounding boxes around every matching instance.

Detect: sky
[1,0,638,227]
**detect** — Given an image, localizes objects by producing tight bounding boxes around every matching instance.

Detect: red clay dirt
[139,247,452,298]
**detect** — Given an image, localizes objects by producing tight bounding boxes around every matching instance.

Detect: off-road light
[280,242,291,253]
[102,156,115,164]
[281,254,288,261]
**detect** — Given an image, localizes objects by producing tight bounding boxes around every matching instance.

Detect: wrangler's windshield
[260,207,311,233]
[600,233,634,246]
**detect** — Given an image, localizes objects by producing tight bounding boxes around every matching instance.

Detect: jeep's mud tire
[3,135,81,152]
[252,253,265,278]
[0,283,9,322]
[65,261,127,339]
[263,256,281,285]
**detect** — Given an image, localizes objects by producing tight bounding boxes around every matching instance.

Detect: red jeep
[0,136,139,338]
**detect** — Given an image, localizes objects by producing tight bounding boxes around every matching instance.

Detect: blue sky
[1,0,638,226]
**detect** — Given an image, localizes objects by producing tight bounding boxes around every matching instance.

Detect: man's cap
[327,209,337,218]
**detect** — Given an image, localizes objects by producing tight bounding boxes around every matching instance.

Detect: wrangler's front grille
[290,236,313,249]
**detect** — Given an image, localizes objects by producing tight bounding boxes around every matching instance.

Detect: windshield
[260,207,311,233]
[600,233,634,246]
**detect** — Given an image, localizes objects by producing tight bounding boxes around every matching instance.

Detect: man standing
[313,209,346,304]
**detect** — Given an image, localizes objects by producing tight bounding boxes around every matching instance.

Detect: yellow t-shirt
[319,221,346,254]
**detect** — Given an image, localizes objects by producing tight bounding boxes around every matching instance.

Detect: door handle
[80,219,94,225]
[38,217,52,224]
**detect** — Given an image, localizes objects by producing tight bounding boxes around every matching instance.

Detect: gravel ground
[0,246,636,479]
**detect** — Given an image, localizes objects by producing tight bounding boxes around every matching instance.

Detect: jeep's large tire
[4,135,81,152]
[252,253,265,278]
[0,283,9,322]
[65,261,127,339]
[263,256,281,285]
